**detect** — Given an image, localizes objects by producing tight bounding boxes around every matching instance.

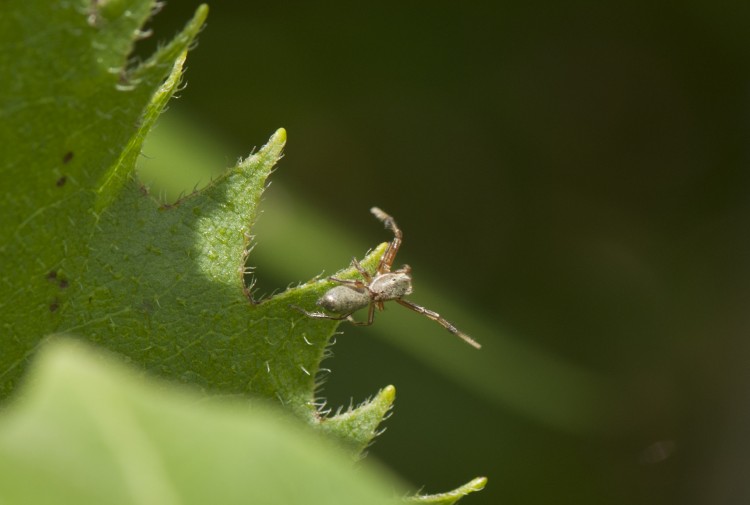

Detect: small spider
[294,207,481,349]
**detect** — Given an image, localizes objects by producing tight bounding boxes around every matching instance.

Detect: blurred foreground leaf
[0,338,401,505]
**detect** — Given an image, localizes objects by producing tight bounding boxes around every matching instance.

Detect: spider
[293,207,481,349]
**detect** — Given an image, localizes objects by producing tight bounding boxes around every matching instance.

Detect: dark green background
[138,2,750,504]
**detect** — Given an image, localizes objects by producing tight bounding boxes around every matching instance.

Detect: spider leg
[347,303,376,326]
[394,264,411,276]
[371,207,403,274]
[290,305,353,321]
[396,299,482,349]
[350,257,372,282]
[328,276,367,290]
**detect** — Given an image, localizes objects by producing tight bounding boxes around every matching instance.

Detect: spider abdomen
[317,285,371,314]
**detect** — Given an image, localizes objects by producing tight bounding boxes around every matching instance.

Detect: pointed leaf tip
[407,476,487,504]
[381,384,396,402]
[319,384,396,457]
[238,128,285,170]
[466,477,487,491]
[196,3,210,19]
[273,127,287,144]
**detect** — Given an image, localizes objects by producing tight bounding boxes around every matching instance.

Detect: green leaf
[0,0,393,449]
[0,338,402,505]
[0,0,205,390]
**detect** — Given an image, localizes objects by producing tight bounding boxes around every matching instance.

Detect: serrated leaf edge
[96,5,208,212]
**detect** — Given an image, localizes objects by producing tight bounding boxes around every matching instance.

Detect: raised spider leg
[370,207,403,274]
[396,299,482,349]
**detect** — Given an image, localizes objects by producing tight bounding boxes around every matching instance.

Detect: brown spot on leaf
[62,151,74,164]
[56,176,67,187]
